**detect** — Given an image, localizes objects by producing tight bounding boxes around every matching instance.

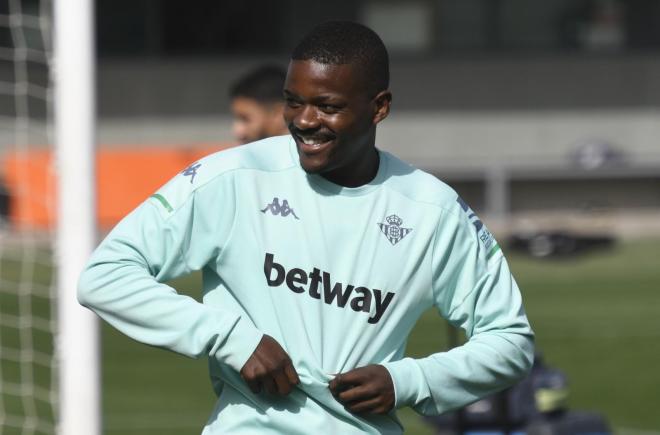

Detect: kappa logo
[378,214,412,245]
[261,197,300,219]
[182,162,201,184]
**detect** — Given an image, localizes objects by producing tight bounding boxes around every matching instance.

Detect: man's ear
[372,90,392,125]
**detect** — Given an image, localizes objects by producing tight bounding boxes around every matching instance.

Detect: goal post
[53,0,100,434]
[0,0,99,432]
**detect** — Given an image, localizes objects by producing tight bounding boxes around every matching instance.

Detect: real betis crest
[378,214,412,246]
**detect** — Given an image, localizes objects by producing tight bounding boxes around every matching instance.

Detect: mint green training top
[78,135,534,434]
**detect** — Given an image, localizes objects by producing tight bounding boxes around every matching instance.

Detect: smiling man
[78,21,534,434]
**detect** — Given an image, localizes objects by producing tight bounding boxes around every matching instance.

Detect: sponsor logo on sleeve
[456,196,501,259]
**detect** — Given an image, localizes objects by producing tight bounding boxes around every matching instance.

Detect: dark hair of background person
[228,65,287,104]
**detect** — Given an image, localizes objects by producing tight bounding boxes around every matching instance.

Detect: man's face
[283,60,388,176]
[231,97,284,144]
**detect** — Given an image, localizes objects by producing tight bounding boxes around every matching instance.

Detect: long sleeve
[382,208,535,415]
[77,170,263,372]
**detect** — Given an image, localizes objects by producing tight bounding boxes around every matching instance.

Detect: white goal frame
[53,0,100,434]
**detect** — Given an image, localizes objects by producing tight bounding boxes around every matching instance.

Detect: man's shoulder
[149,135,296,217]
[197,135,296,181]
[383,152,500,260]
[381,151,460,213]
[173,135,296,188]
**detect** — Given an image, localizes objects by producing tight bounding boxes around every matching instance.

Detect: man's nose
[294,105,319,130]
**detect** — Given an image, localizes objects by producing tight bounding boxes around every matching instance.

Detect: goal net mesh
[0,0,57,433]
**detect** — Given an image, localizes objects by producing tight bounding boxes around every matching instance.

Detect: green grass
[507,239,660,430]
[2,239,659,433]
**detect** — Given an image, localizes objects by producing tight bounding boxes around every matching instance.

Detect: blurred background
[1,0,659,434]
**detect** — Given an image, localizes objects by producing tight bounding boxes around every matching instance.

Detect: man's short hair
[291,21,390,95]
[229,65,287,103]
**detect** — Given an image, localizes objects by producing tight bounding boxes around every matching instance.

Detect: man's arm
[383,209,534,415]
[78,172,298,394]
[78,185,264,372]
[331,208,534,415]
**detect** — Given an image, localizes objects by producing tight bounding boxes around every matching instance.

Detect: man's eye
[319,104,339,114]
[285,98,302,108]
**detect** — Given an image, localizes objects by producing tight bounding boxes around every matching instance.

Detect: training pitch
[1,239,658,434]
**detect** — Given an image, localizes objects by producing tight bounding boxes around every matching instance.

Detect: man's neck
[321,148,380,188]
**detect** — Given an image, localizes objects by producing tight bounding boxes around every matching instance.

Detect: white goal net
[0,0,57,434]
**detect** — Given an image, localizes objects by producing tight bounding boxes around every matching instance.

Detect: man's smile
[292,131,336,155]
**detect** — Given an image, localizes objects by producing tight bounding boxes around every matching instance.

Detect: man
[78,21,534,434]
[229,64,289,143]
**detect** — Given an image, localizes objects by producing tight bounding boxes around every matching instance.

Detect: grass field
[2,238,659,434]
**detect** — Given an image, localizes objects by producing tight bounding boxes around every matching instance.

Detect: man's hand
[329,364,395,414]
[240,335,300,395]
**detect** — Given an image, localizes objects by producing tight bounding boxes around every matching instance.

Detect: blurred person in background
[229,64,288,144]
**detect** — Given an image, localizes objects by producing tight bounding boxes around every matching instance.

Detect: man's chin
[299,154,332,174]
[300,160,325,174]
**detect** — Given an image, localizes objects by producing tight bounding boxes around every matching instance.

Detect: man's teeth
[300,136,327,145]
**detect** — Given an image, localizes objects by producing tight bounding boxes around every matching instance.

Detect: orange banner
[1,144,231,230]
